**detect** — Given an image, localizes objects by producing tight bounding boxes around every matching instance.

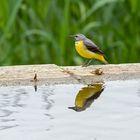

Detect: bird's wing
[84,39,104,55]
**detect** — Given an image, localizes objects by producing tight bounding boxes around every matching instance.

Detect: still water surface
[0,80,140,140]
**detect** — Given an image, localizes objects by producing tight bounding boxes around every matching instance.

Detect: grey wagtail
[70,34,108,66]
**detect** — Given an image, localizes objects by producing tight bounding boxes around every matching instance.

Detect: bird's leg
[86,59,92,66]
[82,59,92,67]
[82,59,88,67]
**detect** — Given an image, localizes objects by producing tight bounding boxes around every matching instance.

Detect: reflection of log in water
[69,82,104,112]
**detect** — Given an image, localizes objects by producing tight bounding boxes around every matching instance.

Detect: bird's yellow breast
[75,40,98,59]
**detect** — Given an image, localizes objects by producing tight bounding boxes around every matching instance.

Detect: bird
[70,33,108,66]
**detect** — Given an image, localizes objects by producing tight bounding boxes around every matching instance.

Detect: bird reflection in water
[69,82,104,112]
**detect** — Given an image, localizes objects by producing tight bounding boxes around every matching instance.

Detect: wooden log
[0,64,140,86]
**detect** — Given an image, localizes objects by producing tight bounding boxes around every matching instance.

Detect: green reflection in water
[69,82,104,112]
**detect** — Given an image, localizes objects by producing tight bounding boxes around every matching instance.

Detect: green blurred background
[0,0,140,66]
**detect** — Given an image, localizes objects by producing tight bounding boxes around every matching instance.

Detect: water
[0,80,140,140]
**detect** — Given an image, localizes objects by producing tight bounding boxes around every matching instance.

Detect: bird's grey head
[69,34,86,41]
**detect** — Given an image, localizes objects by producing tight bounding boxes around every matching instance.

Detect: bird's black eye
[75,35,78,38]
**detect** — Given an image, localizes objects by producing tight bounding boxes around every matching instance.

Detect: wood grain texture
[0,64,140,86]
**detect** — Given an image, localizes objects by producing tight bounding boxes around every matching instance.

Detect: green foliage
[0,0,140,66]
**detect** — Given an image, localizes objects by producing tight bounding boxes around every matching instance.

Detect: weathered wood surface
[0,64,140,86]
